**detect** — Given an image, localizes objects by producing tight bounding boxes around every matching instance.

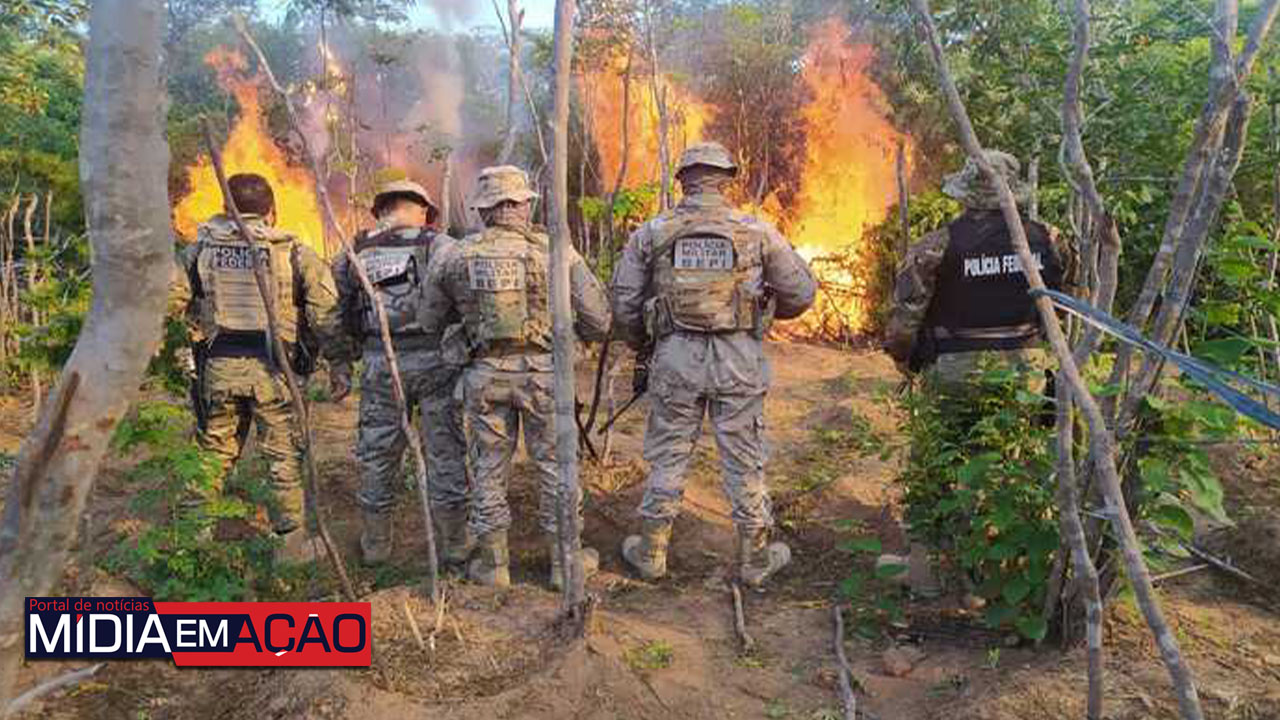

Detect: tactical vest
[455,227,551,357]
[351,227,433,339]
[194,233,299,346]
[649,213,763,336]
[925,211,1064,354]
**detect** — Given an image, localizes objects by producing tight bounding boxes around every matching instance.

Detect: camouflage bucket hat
[470,165,540,210]
[942,150,1031,210]
[676,141,738,175]
[372,179,438,219]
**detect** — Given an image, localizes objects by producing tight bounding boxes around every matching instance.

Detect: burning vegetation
[170,15,910,341]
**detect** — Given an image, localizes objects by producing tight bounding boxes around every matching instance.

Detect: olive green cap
[676,141,738,175]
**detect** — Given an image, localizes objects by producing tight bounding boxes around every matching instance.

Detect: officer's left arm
[569,247,612,343]
[883,229,948,372]
[295,245,343,350]
[759,223,817,320]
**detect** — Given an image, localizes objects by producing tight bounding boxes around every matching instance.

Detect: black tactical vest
[347,227,437,340]
[925,210,1064,354]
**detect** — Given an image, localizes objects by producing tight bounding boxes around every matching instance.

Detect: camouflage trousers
[460,365,579,537]
[356,347,469,514]
[923,348,1051,397]
[197,355,303,533]
[639,333,773,530]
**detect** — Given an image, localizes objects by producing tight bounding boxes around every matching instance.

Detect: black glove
[632,358,650,395]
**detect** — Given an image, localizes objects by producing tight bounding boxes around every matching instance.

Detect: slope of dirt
[9,342,1280,719]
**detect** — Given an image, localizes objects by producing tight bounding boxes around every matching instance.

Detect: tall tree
[0,0,171,704]
[549,0,588,628]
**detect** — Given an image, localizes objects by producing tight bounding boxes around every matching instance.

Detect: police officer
[611,141,817,590]
[327,179,471,567]
[176,173,340,558]
[419,165,611,589]
[883,150,1075,388]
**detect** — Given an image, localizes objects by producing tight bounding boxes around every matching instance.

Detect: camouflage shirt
[883,210,1077,373]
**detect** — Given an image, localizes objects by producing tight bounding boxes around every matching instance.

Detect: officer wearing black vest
[325,179,470,567]
[884,150,1075,386]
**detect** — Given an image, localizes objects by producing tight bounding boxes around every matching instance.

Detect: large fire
[780,20,912,337]
[172,48,327,255]
[580,52,713,190]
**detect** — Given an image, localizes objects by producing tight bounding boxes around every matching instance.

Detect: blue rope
[1030,288,1280,431]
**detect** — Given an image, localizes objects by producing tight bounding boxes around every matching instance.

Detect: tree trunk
[0,0,171,704]
[498,0,523,164]
[644,0,672,210]
[549,0,587,628]
[604,51,634,256]
[895,139,909,258]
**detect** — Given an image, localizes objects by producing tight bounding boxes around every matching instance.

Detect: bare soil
[6,342,1280,719]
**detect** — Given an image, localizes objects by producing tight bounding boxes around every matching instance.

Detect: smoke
[296,22,504,231]
[420,0,478,30]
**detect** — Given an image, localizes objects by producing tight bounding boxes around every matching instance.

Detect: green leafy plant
[896,364,1058,641]
[104,402,285,601]
[624,639,675,671]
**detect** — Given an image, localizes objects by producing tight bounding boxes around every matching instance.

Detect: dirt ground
[4,342,1280,720]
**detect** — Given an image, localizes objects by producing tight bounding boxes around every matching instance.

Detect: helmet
[470,165,540,210]
[371,179,438,219]
[676,142,738,176]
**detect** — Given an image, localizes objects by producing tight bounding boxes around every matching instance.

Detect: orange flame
[780,20,911,337]
[581,52,713,190]
[173,47,327,255]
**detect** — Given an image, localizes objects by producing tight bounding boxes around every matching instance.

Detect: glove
[329,363,353,403]
[632,356,650,395]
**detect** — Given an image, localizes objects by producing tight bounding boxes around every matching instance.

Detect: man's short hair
[227,173,275,217]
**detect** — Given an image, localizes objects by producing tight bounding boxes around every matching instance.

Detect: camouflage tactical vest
[650,212,763,335]
[353,228,432,338]
[194,224,299,344]
[453,227,552,356]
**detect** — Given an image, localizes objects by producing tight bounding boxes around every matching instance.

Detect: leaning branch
[231,15,442,604]
[910,2,1205,717]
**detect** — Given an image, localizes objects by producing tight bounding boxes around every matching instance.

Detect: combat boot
[360,508,393,566]
[737,526,791,590]
[621,519,673,580]
[434,505,473,572]
[468,530,511,588]
[548,536,599,591]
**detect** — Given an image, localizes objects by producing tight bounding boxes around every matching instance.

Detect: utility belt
[206,330,314,375]
[475,338,551,359]
[644,294,769,341]
[930,323,1041,355]
[362,332,438,354]
[207,331,278,360]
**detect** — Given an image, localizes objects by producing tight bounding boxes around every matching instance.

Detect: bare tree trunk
[644,0,672,210]
[604,51,634,255]
[911,2,1205,717]
[441,149,454,233]
[895,139,909,258]
[0,0,171,704]
[23,195,42,417]
[491,0,548,168]
[497,0,523,164]
[549,0,587,629]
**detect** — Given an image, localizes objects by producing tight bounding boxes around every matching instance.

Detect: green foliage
[104,402,286,601]
[5,233,92,386]
[624,640,674,670]
[896,364,1057,640]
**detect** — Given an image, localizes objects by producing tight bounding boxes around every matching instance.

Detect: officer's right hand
[329,364,352,403]
[632,357,650,395]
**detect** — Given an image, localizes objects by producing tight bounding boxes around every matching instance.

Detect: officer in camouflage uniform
[418,166,611,589]
[327,179,470,567]
[611,142,817,590]
[883,150,1076,389]
[175,173,340,555]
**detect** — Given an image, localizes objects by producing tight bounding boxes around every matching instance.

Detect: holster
[190,341,210,432]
